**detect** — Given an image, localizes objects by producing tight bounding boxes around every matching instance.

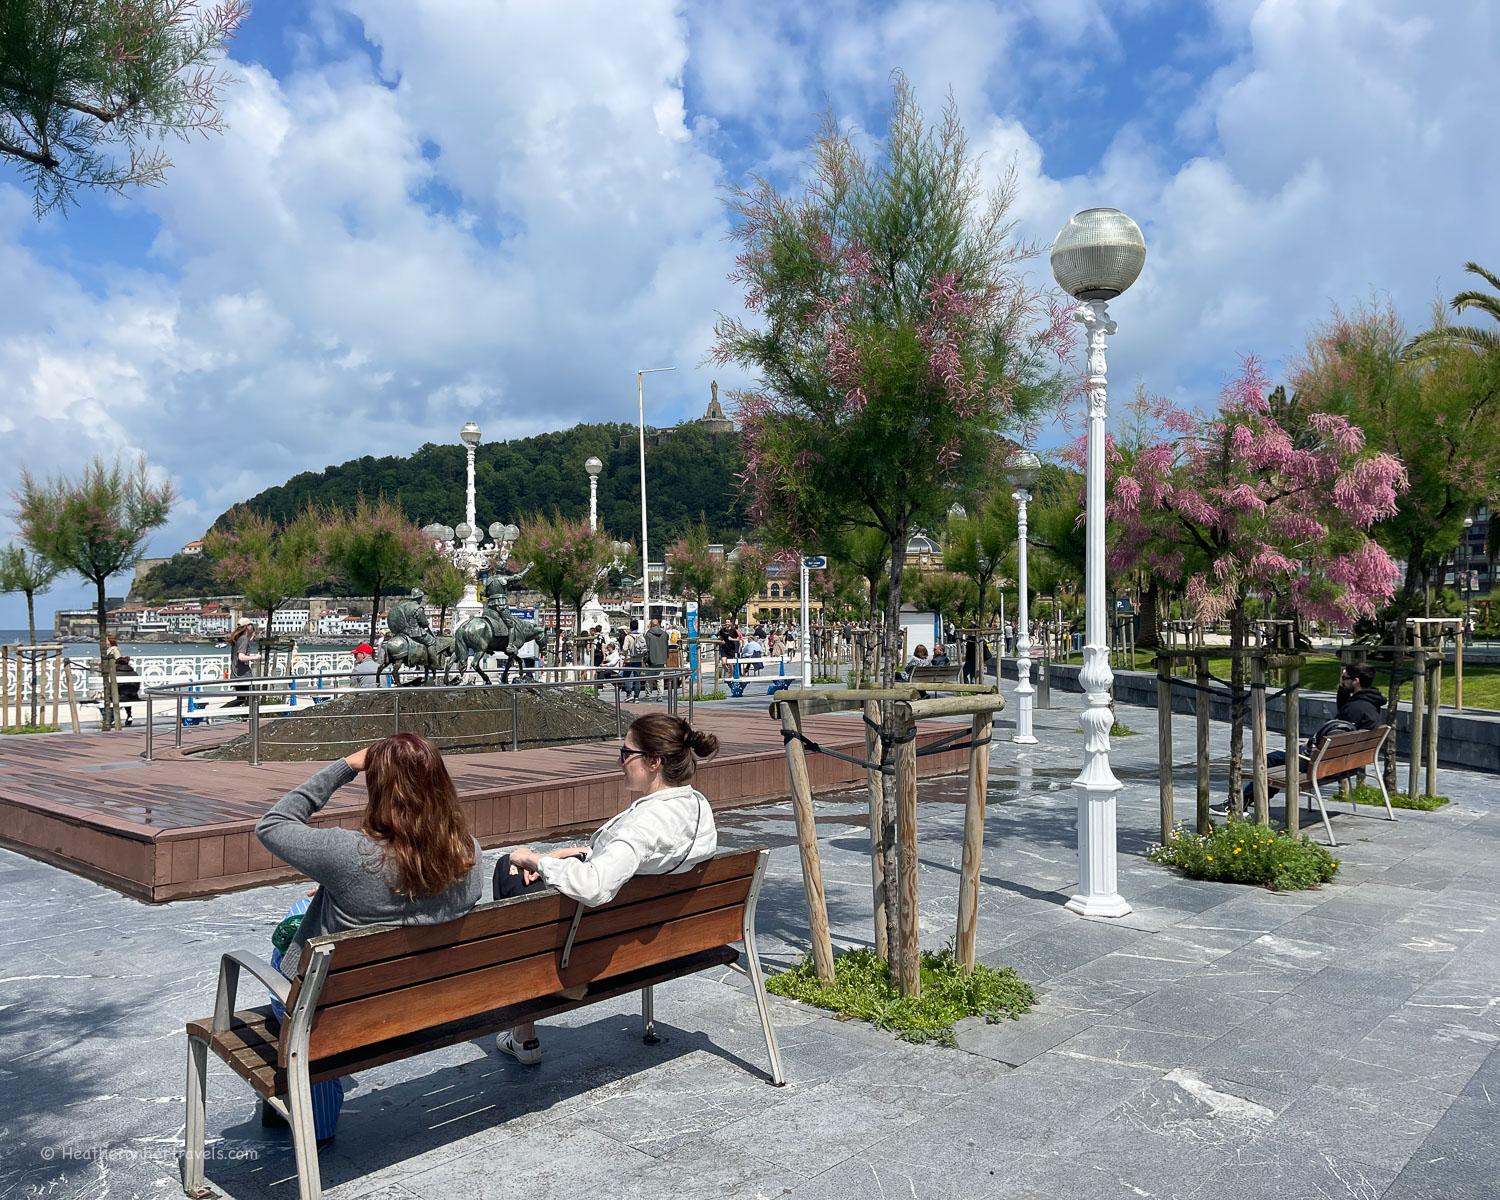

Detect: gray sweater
[256,760,484,978]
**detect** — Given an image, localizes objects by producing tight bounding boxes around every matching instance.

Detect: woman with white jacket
[494,712,719,1063]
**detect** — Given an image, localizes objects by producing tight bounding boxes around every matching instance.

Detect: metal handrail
[144,666,696,765]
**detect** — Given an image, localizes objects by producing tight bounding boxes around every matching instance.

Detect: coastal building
[181,539,205,556]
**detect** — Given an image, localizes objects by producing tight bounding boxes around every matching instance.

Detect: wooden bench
[183,847,784,1200]
[906,664,962,693]
[1266,726,1394,846]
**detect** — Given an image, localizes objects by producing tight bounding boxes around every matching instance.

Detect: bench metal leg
[641,986,659,1044]
[285,1057,324,1200]
[739,920,785,1087]
[183,1036,209,1197]
[1374,773,1396,821]
[1311,780,1337,847]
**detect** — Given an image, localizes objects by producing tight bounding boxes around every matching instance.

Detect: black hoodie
[1335,686,1386,730]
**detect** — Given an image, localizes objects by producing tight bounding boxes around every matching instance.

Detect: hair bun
[688,729,720,759]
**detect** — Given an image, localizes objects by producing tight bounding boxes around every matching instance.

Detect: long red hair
[361,733,475,899]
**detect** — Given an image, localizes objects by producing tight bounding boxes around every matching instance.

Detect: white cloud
[2,0,1497,629]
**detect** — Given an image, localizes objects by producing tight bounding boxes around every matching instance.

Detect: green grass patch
[1348,784,1450,811]
[1110,721,1138,737]
[1148,816,1339,891]
[766,945,1036,1046]
[693,689,728,700]
[812,675,845,685]
[1,724,59,734]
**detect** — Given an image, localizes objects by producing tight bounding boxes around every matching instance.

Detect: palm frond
[1461,261,1500,294]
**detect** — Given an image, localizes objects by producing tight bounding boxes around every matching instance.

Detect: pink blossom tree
[712,76,1075,968]
[1108,358,1407,804]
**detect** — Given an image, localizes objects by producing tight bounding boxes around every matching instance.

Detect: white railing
[1,649,357,704]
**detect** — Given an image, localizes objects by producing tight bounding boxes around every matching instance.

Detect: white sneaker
[495,1030,542,1065]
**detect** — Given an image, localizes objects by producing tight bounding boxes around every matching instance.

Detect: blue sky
[2,0,1496,626]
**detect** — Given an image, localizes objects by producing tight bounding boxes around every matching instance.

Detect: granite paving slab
[4,694,1500,1199]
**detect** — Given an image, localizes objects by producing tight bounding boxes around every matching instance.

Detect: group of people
[715,620,802,675]
[585,618,675,701]
[255,709,723,1143]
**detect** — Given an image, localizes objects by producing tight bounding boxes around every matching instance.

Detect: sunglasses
[619,745,646,764]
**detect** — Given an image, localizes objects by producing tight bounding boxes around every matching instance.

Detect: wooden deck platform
[0,709,972,902]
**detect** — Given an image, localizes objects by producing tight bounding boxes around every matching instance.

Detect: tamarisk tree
[0,0,248,214]
[713,76,1071,963]
[1108,358,1406,803]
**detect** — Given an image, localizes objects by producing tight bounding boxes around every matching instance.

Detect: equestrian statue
[451,572,547,684]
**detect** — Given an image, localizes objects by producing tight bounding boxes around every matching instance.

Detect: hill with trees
[218,420,749,545]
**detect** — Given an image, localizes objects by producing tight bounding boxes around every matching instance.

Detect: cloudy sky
[1,0,1495,626]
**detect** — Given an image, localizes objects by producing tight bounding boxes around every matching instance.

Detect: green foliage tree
[322,494,430,644]
[560,527,617,639]
[912,572,966,634]
[0,0,248,215]
[14,454,174,728]
[831,526,891,624]
[0,543,60,643]
[205,506,325,667]
[420,558,466,635]
[715,547,766,627]
[666,519,722,619]
[713,76,1070,705]
[1403,262,1500,360]
[944,494,1013,635]
[132,549,219,602]
[714,78,1072,976]
[1294,301,1500,789]
[514,513,613,643]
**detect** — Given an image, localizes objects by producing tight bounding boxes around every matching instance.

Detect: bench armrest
[214,950,289,1032]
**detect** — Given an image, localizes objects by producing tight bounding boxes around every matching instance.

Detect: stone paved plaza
[3,693,1499,1200]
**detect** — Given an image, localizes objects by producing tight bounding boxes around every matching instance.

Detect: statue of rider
[386,588,438,658]
[481,562,532,642]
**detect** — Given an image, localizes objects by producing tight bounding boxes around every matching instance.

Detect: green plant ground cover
[1348,783,1451,811]
[1,724,58,734]
[1148,817,1340,891]
[766,946,1036,1046]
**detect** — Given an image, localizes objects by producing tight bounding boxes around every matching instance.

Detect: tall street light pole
[1005,449,1042,744]
[585,456,603,533]
[1050,207,1146,920]
[637,367,675,609]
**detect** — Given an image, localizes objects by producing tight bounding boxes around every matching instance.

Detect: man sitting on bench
[1239,663,1387,806]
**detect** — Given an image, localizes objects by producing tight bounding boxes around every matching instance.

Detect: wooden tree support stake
[955,710,992,972]
[1409,641,1426,801]
[777,701,836,984]
[893,708,920,997]
[1250,655,1269,825]
[1156,655,1174,845]
[1284,661,1300,837]
[1195,658,1211,833]
[863,698,887,962]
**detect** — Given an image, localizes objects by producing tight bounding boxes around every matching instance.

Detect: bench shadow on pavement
[200,1013,764,1199]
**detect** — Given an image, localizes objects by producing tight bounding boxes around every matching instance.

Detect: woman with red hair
[255,733,485,1142]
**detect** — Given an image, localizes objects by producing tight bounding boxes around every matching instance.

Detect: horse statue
[378,634,455,686]
[451,591,549,684]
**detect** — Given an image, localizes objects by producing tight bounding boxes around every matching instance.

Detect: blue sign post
[686,601,699,688]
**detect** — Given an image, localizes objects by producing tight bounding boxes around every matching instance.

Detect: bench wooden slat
[304,903,745,1061]
[315,876,755,1006]
[189,945,742,1096]
[293,852,759,975]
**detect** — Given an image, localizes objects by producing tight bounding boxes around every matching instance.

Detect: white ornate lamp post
[427,422,519,621]
[637,367,675,607]
[1005,449,1042,745]
[585,456,603,533]
[1051,207,1146,919]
